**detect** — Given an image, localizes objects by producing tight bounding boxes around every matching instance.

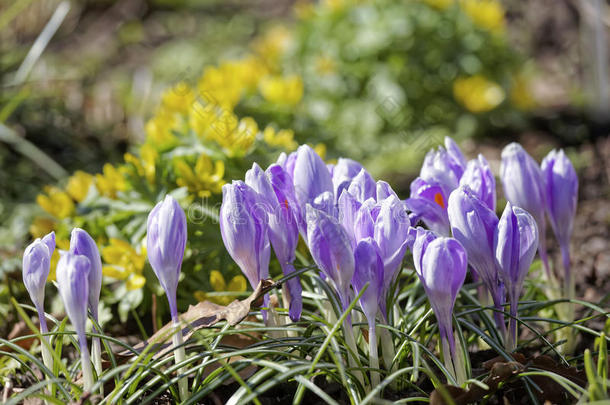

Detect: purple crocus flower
[22,232,55,333]
[413,231,468,383]
[220,181,270,293]
[501,143,550,277]
[293,145,333,235]
[332,157,366,199]
[70,229,102,324]
[460,154,496,211]
[541,149,578,284]
[346,169,376,203]
[147,195,187,322]
[56,251,94,390]
[406,137,466,236]
[376,180,398,201]
[247,163,303,321]
[306,204,355,310]
[337,189,362,247]
[495,202,538,350]
[447,185,506,337]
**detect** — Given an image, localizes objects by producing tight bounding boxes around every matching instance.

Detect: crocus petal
[541,149,578,246]
[56,251,91,337]
[147,195,187,319]
[352,238,384,323]
[23,236,53,311]
[332,157,365,198]
[460,154,496,211]
[337,190,362,247]
[70,228,102,321]
[354,203,375,241]
[346,168,376,203]
[445,136,467,178]
[306,205,355,308]
[376,180,398,201]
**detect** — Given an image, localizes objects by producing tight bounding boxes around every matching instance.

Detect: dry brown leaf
[117,279,276,360]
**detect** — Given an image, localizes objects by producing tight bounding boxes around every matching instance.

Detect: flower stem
[368,324,380,388]
[91,336,103,394]
[172,320,188,402]
[78,333,94,393]
[378,326,395,371]
[343,318,365,387]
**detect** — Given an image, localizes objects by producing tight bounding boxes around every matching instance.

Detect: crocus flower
[412,231,468,384]
[246,163,303,321]
[500,142,550,277]
[70,228,103,381]
[147,195,188,400]
[332,157,366,199]
[352,237,384,386]
[293,145,333,235]
[337,189,362,247]
[448,185,506,337]
[406,137,466,235]
[306,205,355,310]
[541,149,578,284]
[220,181,270,292]
[459,154,496,211]
[56,251,94,391]
[22,232,55,334]
[147,195,187,322]
[346,168,376,203]
[376,180,398,201]
[495,203,538,350]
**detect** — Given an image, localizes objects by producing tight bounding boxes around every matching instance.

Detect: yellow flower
[222,58,269,93]
[101,238,147,290]
[66,171,93,202]
[423,0,454,9]
[193,270,247,305]
[259,75,304,106]
[313,143,327,160]
[197,65,243,110]
[460,0,505,33]
[161,82,196,114]
[145,110,179,148]
[124,144,158,184]
[95,164,127,199]
[453,75,505,113]
[29,217,55,239]
[263,126,298,151]
[48,238,70,282]
[175,153,225,198]
[36,186,74,219]
[251,25,292,66]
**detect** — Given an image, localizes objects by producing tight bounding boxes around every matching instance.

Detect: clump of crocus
[406,137,467,236]
[495,203,539,351]
[411,227,468,385]
[541,149,578,296]
[56,251,94,392]
[147,195,188,400]
[448,185,506,339]
[22,232,55,372]
[70,228,103,382]
[500,143,551,278]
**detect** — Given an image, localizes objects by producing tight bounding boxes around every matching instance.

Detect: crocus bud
[495,203,538,350]
[70,228,102,322]
[460,154,496,211]
[414,233,468,383]
[220,181,270,292]
[376,180,398,201]
[352,238,384,323]
[448,186,505,335]
[56,251,94,390]
[22,232,55,332]
[147,195,187,322]
[306,205,355,310]
[332,158,365,198]
[293,145,333,235]
[500,142,549,275]
[346,168,376,203]
[541,149,578,279]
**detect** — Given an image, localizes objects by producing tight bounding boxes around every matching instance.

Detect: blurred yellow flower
[314,143,327,160]
[510,74,536,110]
[263,126,298,151]
[66,171,93,202]
[145,110,179,148]
[175,153,225,198]
[124,144,158,184]
[29,217,55,239]
[96,164,127,199]
[101,238,147,290]
[193,270,247,305]
[294,0,315,19]
[251,25,292,66]
[222,58,269,93]
[460,0,505,33]
[36,186,74,219]
[259,75,304,106]
[161,82,196,114]
[453,75,505,113]
[48,238,70,282]
[197,66,243,110]
[423,0,454,9]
